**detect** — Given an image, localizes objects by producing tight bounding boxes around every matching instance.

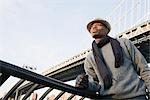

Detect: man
[75,18,150,99]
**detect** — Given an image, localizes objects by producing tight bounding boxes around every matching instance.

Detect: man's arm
[84,56,101,92]
[124,39,150,94]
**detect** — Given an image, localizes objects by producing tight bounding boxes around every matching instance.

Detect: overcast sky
[0,0,121,73]
[0,0,122,96]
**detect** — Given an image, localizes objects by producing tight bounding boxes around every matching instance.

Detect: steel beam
[39,88,53,100]
[2,79,25,100]
[22,84,39,100]
[54,91,65,100]
[80,97,85,100]
[67,94,75,100]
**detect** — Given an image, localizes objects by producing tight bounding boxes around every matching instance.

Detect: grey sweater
[84,38,150,99]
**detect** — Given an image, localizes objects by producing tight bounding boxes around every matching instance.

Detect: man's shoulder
[117,38,129,42]
[117,38,132,46]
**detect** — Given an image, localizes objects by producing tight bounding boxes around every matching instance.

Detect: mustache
[92,32,106,39]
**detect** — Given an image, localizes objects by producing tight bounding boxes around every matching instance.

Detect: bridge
[0,0,150,99]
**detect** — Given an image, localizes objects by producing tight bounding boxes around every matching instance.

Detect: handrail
[22,84,39,100]
[0,60,103,99]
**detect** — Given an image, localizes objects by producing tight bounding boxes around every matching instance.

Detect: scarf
[92,36,123,89]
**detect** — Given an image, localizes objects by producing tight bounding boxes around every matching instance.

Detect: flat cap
[87,18,111,33]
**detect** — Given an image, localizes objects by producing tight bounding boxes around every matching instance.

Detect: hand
[75,74,89,89]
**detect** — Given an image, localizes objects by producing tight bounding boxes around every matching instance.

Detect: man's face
[89,22,108,39]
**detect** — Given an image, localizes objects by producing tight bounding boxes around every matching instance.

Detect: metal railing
[0,60,105,100]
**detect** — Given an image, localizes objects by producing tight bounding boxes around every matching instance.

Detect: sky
[0,0,149,98]
[0,0,122,73]
[0,0,122,97]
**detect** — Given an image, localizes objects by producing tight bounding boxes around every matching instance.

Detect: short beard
[92,34,106,39]
[92,35,100,38]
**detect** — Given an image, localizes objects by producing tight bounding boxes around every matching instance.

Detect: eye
[97,23,104,27]
[99,24,103,26]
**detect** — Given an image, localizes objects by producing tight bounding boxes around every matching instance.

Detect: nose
[91,26,98,33]
[91,25,97,29]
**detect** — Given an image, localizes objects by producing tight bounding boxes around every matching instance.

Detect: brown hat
[87,18,111,33]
